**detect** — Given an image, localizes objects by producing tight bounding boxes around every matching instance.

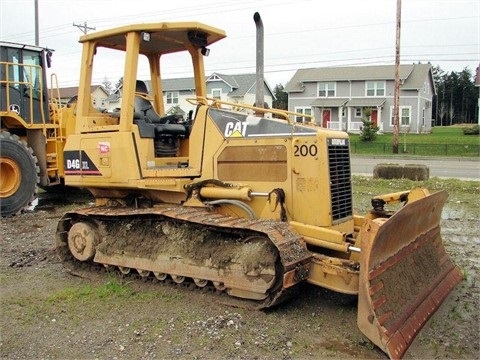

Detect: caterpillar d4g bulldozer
[54,18,462,359]
[0,42,75,216]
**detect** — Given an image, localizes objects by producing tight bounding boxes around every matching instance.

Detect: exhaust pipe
[254,12,264,110]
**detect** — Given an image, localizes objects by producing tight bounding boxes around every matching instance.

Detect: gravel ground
[0,183,479,360]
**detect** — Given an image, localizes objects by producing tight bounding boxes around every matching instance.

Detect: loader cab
[0,42,51,126]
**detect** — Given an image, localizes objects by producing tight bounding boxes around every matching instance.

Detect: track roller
[194,278,208,287]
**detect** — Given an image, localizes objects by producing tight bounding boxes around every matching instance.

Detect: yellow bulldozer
[2,16,462,359]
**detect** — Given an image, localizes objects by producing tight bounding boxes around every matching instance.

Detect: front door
[322,109,331,128]
[371,109,378,125]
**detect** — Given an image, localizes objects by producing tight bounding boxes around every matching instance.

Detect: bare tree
[101,77,113,95]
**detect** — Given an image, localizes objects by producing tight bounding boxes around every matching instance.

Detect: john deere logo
[9,104,20,115]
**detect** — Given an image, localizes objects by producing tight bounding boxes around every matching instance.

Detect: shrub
[462,125,479,135]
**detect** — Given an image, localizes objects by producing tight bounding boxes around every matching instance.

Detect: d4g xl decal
[64,150,102,175]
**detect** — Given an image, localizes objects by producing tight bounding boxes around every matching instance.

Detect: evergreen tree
[272,84,287,110]
[433,66,477,125]
[359,107,379,142]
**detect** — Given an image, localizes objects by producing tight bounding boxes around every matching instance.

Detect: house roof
[208,73,259,97]
[162,77,195,91]
[53,85,107,99]
[401,64,433,90]
[285,64,432,92]
[311,98,349,107]
[310,97,386,108]
[158,72,274,97]
[346,98,386,107]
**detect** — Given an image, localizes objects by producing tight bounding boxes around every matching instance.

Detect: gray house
[106,72,275,116]
[284,64,436,133]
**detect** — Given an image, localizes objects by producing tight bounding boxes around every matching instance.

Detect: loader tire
[0,131,39,217]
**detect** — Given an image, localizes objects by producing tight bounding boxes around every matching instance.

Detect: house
[105,72,275,116]
[284,64,436,133]
[51,85,109,110]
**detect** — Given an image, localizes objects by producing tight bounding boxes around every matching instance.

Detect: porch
[311,97,386,133]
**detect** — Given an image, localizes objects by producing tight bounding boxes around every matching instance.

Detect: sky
[1,0,479,88]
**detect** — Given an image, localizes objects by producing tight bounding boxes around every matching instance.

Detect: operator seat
[134,80,166,123]
[133,80,189,157]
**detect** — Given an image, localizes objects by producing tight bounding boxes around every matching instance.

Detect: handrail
[49,73,64,134]
[0,61,47,126]
[186,96,317,125]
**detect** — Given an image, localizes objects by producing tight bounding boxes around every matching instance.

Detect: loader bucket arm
[357,190,463,359]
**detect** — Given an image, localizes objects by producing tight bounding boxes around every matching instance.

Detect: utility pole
[392,0,401,154]
[34,0,39,45]
[73,21,96,34]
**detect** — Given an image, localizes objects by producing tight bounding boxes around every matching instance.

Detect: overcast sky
[1,0,478,88]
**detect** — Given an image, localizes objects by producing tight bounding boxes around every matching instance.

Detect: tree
[272,84,287,111]
[359,107,379,142]
[115,77,124,92]
[433,66,477,125]
[101,76,113,94]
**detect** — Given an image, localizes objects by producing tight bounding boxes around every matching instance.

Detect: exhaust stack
[254,12,264,110]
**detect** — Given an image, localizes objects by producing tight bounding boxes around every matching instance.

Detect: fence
[350,142,480,157]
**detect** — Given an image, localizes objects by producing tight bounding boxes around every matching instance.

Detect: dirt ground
[1,179,479,360]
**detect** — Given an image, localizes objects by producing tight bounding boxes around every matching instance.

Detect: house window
[318,82,335,97]
[366,81,385,96]
[212,88,222,99]
[166,91,179,104]
[355,108,362,118]
[390,106,411,126]
[294,107,312,123]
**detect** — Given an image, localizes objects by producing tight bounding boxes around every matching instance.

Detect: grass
[351,176,480,214]
[349,126,480,157]
[45,277,135,303]
[44,276,185,305]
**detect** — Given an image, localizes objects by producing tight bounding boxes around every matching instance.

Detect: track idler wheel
[67,222,99,261]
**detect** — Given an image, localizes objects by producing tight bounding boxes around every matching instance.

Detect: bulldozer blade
[357,190,463,359]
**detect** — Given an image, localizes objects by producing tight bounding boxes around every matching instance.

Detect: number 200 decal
[294,144,318,157]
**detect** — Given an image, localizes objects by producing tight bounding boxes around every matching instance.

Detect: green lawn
[348,126,480,157]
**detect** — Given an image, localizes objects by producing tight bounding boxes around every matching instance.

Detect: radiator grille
[328,139,353,221]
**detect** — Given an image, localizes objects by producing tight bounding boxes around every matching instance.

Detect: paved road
[351,155,480,180]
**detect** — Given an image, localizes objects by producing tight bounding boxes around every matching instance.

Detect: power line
[73,21,96,34]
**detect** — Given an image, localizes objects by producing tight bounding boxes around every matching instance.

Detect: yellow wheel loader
[54,18,462,359]
[0,42,74,216]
